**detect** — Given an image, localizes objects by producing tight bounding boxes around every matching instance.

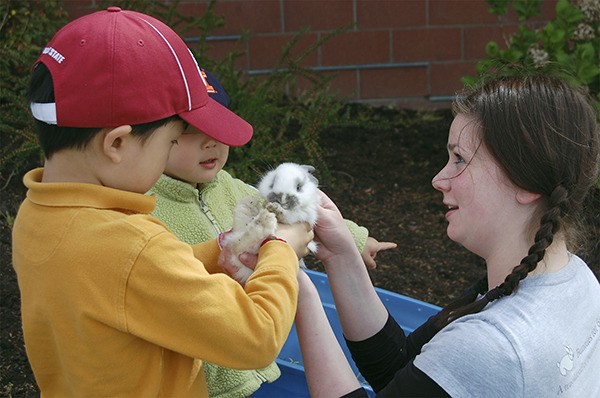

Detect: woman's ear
[102,125,133,163]
[516,188,542,205]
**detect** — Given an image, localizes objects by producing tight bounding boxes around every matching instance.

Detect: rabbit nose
[282,195,299,209]
[267,192,283,203]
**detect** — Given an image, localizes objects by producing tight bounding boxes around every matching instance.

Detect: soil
[1,106,598,396]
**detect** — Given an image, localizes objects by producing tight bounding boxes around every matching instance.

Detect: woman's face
[432,114,523,258]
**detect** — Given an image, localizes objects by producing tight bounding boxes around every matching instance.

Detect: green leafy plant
[0,1,70,185]
[463,0,599,112]
[463,0,600,186]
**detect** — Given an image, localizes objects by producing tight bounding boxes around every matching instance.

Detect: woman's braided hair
[433,74,600,330]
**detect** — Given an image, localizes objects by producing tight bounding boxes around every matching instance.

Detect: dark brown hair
[433,74,600,329]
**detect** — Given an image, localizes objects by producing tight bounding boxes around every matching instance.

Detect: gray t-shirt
[414,254,600,397]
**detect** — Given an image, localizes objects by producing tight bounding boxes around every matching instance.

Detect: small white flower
[573,22,595,40]
[577,0,600,23]
[528,47,550,68]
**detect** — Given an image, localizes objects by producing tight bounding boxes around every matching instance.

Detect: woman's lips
[443,203,458,219]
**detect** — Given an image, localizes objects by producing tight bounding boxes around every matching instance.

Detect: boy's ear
[516,188,542,205]
[102,125,133,163]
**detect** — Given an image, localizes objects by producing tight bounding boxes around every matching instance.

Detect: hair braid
[432,276,488,330]
[500,186,568,295]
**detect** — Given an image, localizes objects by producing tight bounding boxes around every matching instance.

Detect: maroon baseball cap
[29,6,252,146]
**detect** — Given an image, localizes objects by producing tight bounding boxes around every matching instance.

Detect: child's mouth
[200,158,217,169]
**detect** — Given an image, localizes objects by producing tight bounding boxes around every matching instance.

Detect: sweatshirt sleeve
[344,219,369,253]
[124,230,299,370]
[191,239,222,274]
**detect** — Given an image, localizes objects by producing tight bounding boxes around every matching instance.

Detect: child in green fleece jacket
[148,70,397,398]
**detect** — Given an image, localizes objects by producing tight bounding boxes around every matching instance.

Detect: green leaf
[555,0,583,25]
[485,41,500,56]
[513,0,543,21]
[486,0,513,16]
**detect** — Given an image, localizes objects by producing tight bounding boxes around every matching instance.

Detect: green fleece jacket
[148,171,368,398]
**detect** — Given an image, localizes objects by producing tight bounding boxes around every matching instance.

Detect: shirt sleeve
[344,219,369,253]
[345,313,448,396]
[191,239,221,274]
[124,230,299,371]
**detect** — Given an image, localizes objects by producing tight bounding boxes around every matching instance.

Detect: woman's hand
[312,190,390,341]
[314,190,361,265]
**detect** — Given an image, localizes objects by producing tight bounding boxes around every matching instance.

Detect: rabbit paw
[265,201,286,222]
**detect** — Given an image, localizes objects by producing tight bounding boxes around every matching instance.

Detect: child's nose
[202,139,217,149]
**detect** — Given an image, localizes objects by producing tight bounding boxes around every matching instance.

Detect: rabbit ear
[300,165,319,186]
[300,165,315,174]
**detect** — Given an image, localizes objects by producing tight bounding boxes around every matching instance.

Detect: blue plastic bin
[255,269,441,397]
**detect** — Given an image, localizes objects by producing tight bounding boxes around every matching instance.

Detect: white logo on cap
[42,47,65,64]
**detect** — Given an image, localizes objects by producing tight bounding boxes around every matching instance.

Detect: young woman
[297,74,600,397]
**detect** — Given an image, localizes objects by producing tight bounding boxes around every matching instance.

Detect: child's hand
[275,222,314,259]
[361,237,397,269]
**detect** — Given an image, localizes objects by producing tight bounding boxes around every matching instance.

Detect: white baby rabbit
[221,163,320,284]
[258,162,320,259]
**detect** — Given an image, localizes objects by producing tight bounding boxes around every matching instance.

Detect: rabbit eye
[296,183,302,191]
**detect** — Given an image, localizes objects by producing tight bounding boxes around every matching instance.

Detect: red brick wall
[63,0,557,110]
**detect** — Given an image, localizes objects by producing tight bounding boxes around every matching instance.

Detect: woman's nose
[431,167,449,192]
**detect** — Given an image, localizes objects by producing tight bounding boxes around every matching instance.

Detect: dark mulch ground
[1,106,598,396]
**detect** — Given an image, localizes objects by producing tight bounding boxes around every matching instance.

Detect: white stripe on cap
[137,16,192,111]
[30,102,58,124]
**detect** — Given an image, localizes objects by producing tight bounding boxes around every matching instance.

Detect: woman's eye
[453,153,464,164]
[171,139,179,145]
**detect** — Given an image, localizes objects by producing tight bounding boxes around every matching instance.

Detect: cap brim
[179,98,253,146]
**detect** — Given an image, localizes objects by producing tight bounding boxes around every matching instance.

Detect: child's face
[118,121,184,194]
[164,125,230,185]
